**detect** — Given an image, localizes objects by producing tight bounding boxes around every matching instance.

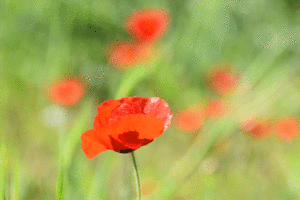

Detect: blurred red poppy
[209,67,239,95]
[125,8,170,42]
[174,105,205,132]
[106,41,154,70]
[275,117,299,141]
[205,99,230,119]
[81,97,173,159]
[242,120,271,139]
[48,78,86,107]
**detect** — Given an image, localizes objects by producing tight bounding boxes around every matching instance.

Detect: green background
[1,0,300,199]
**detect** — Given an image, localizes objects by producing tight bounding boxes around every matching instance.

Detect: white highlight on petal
[164,113,173,131]
[144,97,173,131]
[42,106,67,127]
[150,97,159,103]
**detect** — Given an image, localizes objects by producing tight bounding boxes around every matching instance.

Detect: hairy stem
[131,152,141,200]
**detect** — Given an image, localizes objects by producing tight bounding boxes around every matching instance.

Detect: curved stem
[131,152,141,200]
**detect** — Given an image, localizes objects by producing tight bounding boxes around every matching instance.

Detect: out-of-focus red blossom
[125,8,170,42]
[242,120,271,139]
[81,97,172,159]
[48,78,86,107]
[208,65,239,95]
[275,117,299,141]
[174,105,205,132]
[107,41,154,70]
[205,99,230,119]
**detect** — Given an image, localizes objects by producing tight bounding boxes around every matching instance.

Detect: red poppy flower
[208,66,239,95]
[125,8,170,42]
[48,78,86,107]
[205,99,230,119]
[275,117,299,141]
[174,105,205,132]
[242,120,271,139]
[81,97,172,159]
[106,41,154,70]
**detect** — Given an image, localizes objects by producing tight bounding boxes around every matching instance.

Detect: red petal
[117,131,153,150]
[109,135,133,153]
[143,97,173,131]
[81,129,109,159]
[129,97,149,111]
[118,97,132,104]
[110,102,143,121]
[93,99,121,128]
[108,114,164,151]
[109,97,148,121]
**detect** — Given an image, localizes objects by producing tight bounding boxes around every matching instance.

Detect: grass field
[1,0,300,199]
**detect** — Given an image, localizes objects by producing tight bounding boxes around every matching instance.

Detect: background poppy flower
[48,78,86,107]
[275,117,299,141]
[174,105,205,132]
[81,97,172,159]
[125,8,170,42]
[205,99,230,119]
[242,120,271,139]
[107,41,153,69]
[208,68,239,95]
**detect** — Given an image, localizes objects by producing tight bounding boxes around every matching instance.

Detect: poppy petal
[118,97,132,104]
[108,114,164,151]
[117,131,153,150]
[81,129,109,159]
[109,97,148,121]
[143,97,173,131]
[129,96,148,111]
[93,99,121,128]
[110,114,164,143]
[109,102,143,121]
[109,135,134,153]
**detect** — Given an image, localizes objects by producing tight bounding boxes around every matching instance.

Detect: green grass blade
[56,164,64,200]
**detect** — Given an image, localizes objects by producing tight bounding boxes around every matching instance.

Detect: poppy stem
[131,152,141,200]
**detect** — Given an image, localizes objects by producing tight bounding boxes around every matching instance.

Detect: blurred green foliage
[1,0,300,199]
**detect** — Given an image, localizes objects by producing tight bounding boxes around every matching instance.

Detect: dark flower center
[119,149,134,153]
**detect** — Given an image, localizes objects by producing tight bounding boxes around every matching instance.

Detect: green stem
[131,152,141,200]
[56,128,65,200]
[56,163,64,200]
